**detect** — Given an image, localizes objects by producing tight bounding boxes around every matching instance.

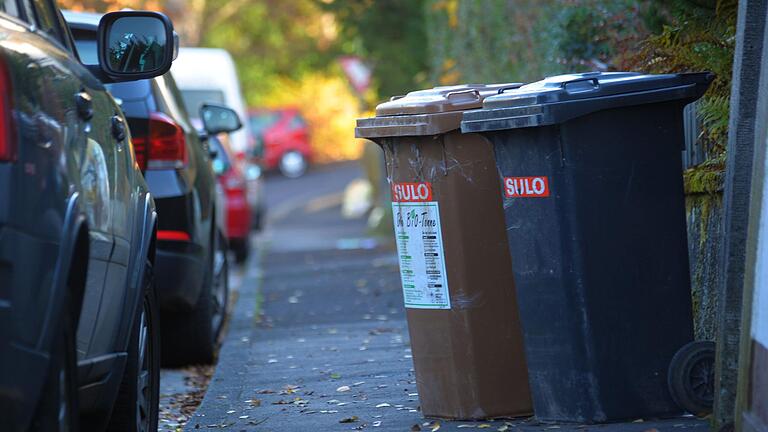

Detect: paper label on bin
[504,176,550,198]
[391,186,450,310]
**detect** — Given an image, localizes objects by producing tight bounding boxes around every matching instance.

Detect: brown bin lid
[355,83,522,138]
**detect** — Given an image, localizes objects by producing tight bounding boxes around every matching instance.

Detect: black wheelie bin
[460,72,714,423]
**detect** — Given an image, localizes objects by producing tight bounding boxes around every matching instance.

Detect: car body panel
[210,135,251,241]
[0,5,157,429]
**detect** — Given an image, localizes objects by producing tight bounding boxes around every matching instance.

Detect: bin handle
[560,77,600,91]
[390,95,405,101]
[445,89,481,100]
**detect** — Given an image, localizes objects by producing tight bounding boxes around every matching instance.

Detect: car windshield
[249,112,280,135]
[180,89,226,120]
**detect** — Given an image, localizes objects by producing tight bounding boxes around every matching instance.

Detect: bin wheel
[667,340,716,416]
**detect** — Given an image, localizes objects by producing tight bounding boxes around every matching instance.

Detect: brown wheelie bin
[355,84,532,420]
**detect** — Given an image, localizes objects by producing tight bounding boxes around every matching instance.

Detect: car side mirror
[201,104,243,135]
[97,11,176,82]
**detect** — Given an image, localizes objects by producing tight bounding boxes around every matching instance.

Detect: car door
[46,6,136,359]
[7,0,112,361]
[25,0,126,361]
[0,2,80,353]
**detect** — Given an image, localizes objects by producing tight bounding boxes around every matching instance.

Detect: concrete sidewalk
[186,166,709,431]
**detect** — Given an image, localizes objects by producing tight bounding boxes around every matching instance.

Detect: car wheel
[107,261,160,432]
[211,230,229,341]
[279,151,307,178]
[161,232,226,366]
[31,295,79,432]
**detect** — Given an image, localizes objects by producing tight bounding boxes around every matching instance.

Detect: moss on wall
[684,154,726,195]
[686,190,723,341]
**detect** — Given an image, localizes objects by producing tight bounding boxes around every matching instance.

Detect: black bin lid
[460,71,714,133]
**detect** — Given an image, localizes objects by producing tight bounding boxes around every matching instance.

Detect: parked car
[171,47,266,228]
[249,107,312,178]
[209,129,253,263]
[65,11,232,367]
[0,5,175,431]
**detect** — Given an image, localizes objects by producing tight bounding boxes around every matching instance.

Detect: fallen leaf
[478,425,492,429]
[238,415,249,419]
[498,426,509,431]
[330,373,342,379]
[226,410,235,414]
[339,416,359,423]
[376,403,391,408]
[633,419,645,423]
[337,386,351,392]
[373,421,382,427]
[430,421,441,431]
[457,426,474,429]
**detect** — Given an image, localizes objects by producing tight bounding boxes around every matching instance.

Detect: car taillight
[135,112,187,170]
[156,230,191,241]
[0,58,16,162]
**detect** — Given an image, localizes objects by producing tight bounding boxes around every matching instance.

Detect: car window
[31,0,63,43]
[0,0,20,18]
[249,112,279,134]
[288,114,306,130]
[71,29,98,64]
[179,89,225,121]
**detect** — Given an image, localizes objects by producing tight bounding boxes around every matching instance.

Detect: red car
[248,108,312,178]
[209,135,253,263]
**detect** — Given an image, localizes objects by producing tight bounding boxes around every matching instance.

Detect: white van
[171,47,251,154]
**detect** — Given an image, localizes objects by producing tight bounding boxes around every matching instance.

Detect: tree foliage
[631,0,737,153]
[318,0,429,102]
[425,0,559,85]
[202,1,336,103]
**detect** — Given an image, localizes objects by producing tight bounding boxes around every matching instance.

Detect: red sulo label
[504,176,550,198]
[391,182,433,202]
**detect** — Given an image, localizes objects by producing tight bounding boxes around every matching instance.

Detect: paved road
[186,161,708,432]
